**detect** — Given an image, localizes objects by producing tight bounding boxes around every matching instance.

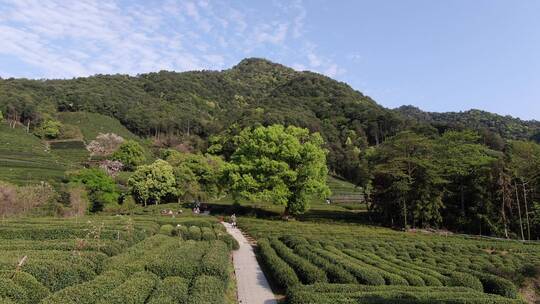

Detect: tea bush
[240,218,539,303]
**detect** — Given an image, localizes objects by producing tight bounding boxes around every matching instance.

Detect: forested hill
[396,105,540,142]
[0,58,538,178]
[0,58,401,178]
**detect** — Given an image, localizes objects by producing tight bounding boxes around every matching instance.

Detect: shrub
[96,271,158,304]
[294,245,356,284]
[201,227,216,240]
[448,272,483,292]
[473,272,518,299]
[177,225,189,239]
[216,233,239,250]
[41,271,127,304]
[257,238,300,289]
[111,140,146,171]
[270,238,328,284]
[147,276,189,304]
[22,260,95,292]
[0,271,49,303]
[34,119,62,139]
[0,278,28,304]
[314,247,385,285]
[69,168,119,212]
[159,224,174,236]
[187,226,202,240]
[199,241,230,282]
[188,275,224,304]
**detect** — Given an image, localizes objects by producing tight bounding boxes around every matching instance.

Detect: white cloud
[0,0,346,80]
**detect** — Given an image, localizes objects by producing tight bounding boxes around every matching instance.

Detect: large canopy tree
[222,124,330,215]
[371,131,444,228]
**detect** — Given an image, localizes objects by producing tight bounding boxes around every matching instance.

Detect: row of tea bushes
[0,216,237,304]
[287,284,527,304]
[158,223,239,250]
[239,218,539,302]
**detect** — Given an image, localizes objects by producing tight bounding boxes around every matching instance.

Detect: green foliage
[159,224,174,236]
[269,238,328,284]
[188,275,225,304]
[128,160,175,205]
[147,276,189,304]
[0,124,65,184]
[34,119,62,139]
[240,218,539,302]
[257,238,301,288]
[96,271,159,304]
[165,151,225,200]
[223,125,330,214]
[41,271,127,304]
[371,131,445,228]
[70,168,119,212]
[397,105,540,142]
[111,140,146,170]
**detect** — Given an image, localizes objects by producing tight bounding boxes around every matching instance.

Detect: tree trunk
[402,199,408,229]
[514,181,525,240]
[501,182,509,239]
[460,183,465,216]
[522,181,531,240]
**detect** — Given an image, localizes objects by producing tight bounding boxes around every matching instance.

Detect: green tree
[34,119,62,139]
[222,125,330,215]
[507,140,540,239]
[111,140,146,170]
[166,151,225,201]
[371,131,444,228]
[0,110,4,123]
[70,168,119,212]
[128,159,175,206]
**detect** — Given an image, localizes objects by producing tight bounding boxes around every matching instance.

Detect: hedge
[42,271,127,304]
[216,233,239,250]
[469,271,519,299]
[269,238,328,284]
[187,226,202,241]
[448,272,484,292]
[96,271,159,304]
[0,278,28,304]
[313,247,385,285]
[0,271,49,304]
[199,241,230,281]
[159,224,174,236]
[187,275,225,304]
[21,260,96,291]
[294,245,357,284]
[147,276,189,304]
[198,227,214,240]
[257,238,300,289]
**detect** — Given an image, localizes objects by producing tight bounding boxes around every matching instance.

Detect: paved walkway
[223,222,277,304]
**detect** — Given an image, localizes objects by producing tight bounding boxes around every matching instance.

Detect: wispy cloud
[0,0,345,79]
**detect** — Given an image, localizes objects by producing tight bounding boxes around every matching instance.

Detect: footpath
[222,222,277,304]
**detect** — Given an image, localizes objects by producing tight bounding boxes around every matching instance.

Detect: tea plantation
[0,124,66,185]
[0,216,238,304]
[239,218,540,304]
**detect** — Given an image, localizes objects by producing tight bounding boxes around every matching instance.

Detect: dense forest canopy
[1,58,540,239]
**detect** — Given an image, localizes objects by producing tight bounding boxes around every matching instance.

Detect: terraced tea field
[0,125,65,185]
[0,216,238,304]
[240,218,540,304]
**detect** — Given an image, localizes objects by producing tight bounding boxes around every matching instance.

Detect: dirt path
[223,222,277,304]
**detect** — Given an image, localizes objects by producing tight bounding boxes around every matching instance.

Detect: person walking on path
[230,213,237,228]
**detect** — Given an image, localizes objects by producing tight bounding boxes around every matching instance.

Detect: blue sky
[0,0,539,120]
